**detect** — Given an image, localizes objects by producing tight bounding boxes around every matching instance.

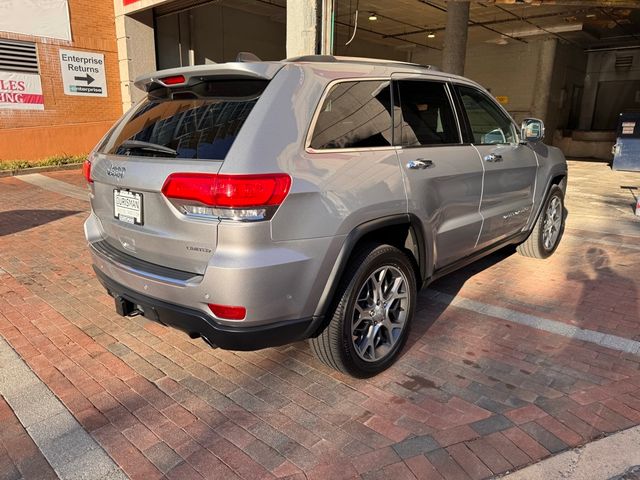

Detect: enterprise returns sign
[59,49,108,97]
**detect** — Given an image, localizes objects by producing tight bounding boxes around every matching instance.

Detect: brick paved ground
[0,161,639,479]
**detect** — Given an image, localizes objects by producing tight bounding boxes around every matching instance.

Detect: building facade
[0,0,122,160]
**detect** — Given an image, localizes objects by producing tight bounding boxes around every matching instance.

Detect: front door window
[457,86,516,145]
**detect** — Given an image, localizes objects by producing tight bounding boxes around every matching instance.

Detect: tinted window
[457,86,515,145]
[100,80,268,160]
[397,81,459,146]
[310,81,393,149]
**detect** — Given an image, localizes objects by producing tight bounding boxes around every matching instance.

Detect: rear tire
[309,243,417,378]
[517,185,565,259]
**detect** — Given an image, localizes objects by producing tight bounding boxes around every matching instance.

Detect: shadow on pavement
[0,209,81,237]
[567,247,638,334]
[404,246,517,352]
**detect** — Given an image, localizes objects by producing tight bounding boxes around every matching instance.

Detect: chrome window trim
[305,145,401,154]
[304,76,479,154]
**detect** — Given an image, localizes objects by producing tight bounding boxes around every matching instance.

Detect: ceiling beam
[416,0,528,43]
[492,0,640,8]
[334,19,443,51]
[598,7,640,43]
[382,9,587,39]
[492,3,582,46]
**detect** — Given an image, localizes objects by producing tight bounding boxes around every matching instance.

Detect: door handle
[484,154,503,162]
[407,159,434,170]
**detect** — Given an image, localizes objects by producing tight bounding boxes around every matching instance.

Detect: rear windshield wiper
[119,140,178,157]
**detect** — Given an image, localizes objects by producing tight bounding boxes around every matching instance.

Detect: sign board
[622,122,636,135]
[59,49,107,97]
[0,72,44,110]
[495,95,509,105]
[0,0,71,41]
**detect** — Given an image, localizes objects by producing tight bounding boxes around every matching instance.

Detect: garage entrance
[153,0,286,69]
[118,0,640,159]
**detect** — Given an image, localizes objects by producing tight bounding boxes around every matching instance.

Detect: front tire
[309,243,417,377]
[517,185,565,259]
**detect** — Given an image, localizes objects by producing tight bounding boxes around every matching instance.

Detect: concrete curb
[17,173,89,201]
[0,338,127,480]
[0,162,83,178]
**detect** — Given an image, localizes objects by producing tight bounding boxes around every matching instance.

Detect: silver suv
[84,56,567,377]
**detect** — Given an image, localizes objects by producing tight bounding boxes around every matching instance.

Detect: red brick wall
[0,0,123,160]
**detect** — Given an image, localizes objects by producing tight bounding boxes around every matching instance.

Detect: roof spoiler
[134,62,283,92]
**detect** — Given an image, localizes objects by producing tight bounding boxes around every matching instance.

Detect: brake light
[208,303,246,320]
[161,173,291,221]
[161,75,185,85]
[82,159,93,183]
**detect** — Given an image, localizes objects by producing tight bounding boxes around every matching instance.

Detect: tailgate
[89,75,273,274]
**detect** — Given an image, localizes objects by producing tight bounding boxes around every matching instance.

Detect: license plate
[114,189,143,225]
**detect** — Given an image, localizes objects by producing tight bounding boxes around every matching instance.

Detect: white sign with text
[0,72,44,110]
[59,49,107,97]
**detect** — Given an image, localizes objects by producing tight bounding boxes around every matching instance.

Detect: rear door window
[100,79,268,160]
[396,80,460,146]
[309,80,393,150]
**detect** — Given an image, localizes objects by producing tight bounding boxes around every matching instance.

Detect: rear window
[99,80,268,160]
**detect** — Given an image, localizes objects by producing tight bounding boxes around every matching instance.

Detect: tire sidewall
[537,186,565,257]
[338,245,417,376]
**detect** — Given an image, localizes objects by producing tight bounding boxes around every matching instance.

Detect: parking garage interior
[119,0,640,160]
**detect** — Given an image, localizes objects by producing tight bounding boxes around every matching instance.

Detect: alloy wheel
[543,195,562,250]
[351,266,410,362]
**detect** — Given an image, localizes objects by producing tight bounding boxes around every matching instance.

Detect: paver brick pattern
[0,162,639,479]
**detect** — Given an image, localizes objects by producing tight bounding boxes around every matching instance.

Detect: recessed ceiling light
[427,32,436,38]
[586,13,597,18]
[368,12,378,21]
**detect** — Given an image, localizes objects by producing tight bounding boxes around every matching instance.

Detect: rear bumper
[94,267,319,351]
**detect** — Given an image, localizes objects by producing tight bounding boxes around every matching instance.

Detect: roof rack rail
[283,55,439,71]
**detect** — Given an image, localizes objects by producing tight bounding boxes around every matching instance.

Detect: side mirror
[521,118,545,143]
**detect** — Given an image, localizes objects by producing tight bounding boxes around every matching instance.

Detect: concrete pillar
[441,0,470,75]
[530,38,557,122]
[578,53,598,130]
[286,0,319,58]
[114,2,157,112]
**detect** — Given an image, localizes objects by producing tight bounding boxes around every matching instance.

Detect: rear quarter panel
[223,64,408,242]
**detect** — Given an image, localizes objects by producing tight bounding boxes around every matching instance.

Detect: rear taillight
[161,173,291,221]
[82,159,93,183]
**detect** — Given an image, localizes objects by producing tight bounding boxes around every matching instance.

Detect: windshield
[99,79,269,160]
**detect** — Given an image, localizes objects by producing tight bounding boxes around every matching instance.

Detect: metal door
[393,78,484,269]
[454,85,538,248]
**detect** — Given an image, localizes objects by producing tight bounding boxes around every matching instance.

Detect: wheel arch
[311,214,430,335]
[527,170,567,232]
